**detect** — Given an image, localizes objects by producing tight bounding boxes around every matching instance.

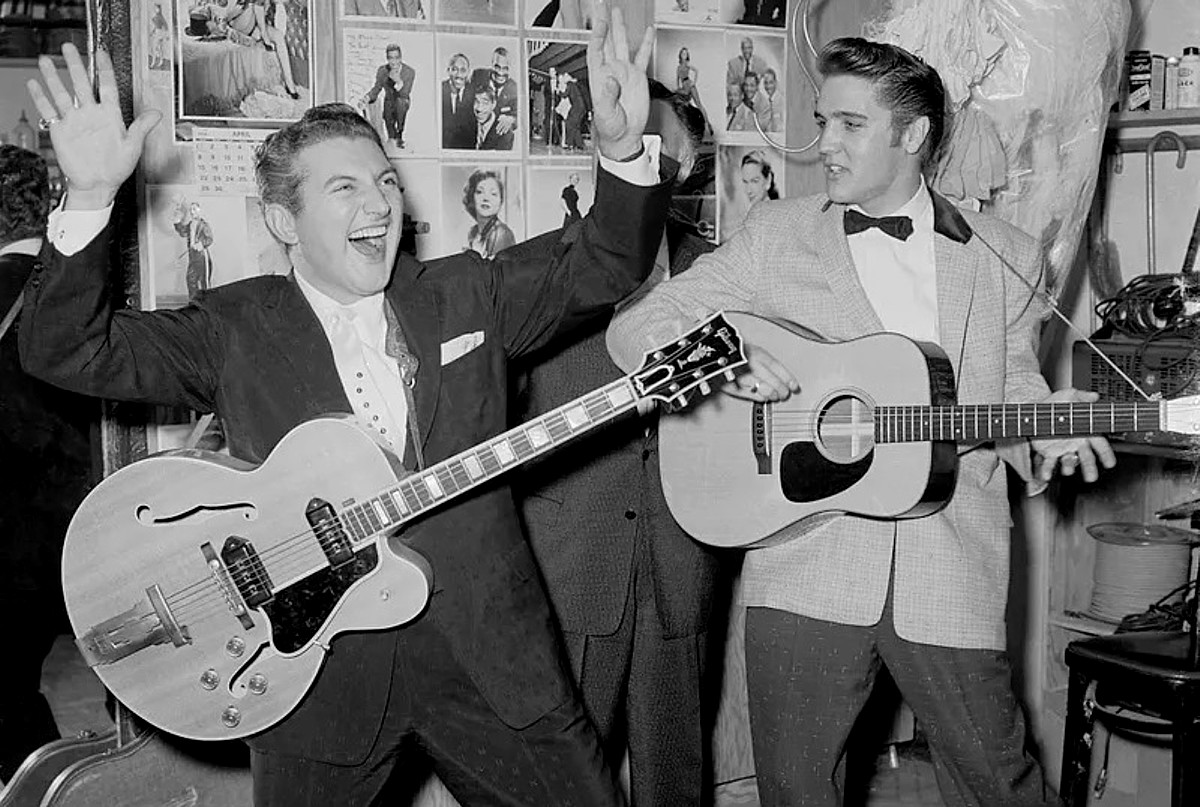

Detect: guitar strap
[0,290,22,343]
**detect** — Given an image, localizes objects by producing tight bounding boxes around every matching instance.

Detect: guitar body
[62,416,433,741]
[659,313,958,548]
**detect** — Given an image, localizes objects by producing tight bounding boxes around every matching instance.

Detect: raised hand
[586,2,654,162]
[26,43,161,210]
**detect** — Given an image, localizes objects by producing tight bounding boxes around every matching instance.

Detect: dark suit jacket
[470,69,518,125]
[441,79,476,149]
[475,116,514,151]
[366,62,415,106]
[1,253,94,601]
[512,225,723,638]
[20,167,672,764]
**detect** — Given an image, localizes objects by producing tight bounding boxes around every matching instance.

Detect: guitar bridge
[752,402,772,475]
[75,584,190,668]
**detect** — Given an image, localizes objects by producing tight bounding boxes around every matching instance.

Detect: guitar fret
[493,439,516,465]
[345,507,369,540]
[477,446,502,475]
[526,422,552,449]
[399,482,423,513]
[381,492,401,522]
[461,454,485,481]
[409,477,434,508]
[396,487,415,513]
[562,403,591,430]
[424,471,446,499]
[446,459,472,490]
[509,431,534,459]
[361,502,383,533]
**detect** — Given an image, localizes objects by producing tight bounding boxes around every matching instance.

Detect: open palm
[27,44,160,205]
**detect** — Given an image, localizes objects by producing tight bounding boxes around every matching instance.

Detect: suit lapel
[813,202,883,337]
[930,191,977,373]
[387,258,441,455]
[265,278,348,410]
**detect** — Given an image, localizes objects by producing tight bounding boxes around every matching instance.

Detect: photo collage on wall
[653,1,789,242]
[128,1,789,449]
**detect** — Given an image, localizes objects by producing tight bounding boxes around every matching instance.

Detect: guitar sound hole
[815,395,874,464]
[135,502,257,526]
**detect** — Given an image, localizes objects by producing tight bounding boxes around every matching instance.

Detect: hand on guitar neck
[1029,387,1117,483]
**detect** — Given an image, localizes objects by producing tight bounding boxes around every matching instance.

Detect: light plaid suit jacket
[607,189,1050,650]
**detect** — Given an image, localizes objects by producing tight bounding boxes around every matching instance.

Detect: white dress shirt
[294,270,410,455]
[847,181,938,343]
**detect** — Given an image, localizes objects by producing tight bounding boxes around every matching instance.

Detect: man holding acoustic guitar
[607,37,1116,807]
[20,5,676,806]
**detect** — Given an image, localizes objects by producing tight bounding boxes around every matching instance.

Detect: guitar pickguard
[260,545,379,654]
[779,441,873,502]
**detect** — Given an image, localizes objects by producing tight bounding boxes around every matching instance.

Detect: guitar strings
[155,518,385,625]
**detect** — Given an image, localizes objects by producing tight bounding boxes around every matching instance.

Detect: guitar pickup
[75,584,190,668]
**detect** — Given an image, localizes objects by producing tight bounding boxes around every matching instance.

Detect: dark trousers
[252,615,622,807]
[383,92,411,142]
[744,604,1054,807]
[560,551,710,807]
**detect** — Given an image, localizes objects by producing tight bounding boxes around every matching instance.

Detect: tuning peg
[698,381,711,396]
[723,369,736,383]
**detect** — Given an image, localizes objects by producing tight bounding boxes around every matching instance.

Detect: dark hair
[818,37,948,166]
[255,102,384,215]
[0,145,49,246]
[461,169,505,220]
[474,86,496,105]
[648,79,705,147]
[741,150,779,200]
[386,43,402,57]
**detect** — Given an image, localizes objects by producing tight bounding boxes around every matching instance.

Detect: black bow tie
[843,208,914,241]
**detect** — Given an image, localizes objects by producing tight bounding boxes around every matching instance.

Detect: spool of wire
[1086,522,1196,624]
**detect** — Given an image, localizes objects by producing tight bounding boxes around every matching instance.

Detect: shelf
[0,16,86,30]
[1109,108,1200,129]
[1049,610,1120,636]
[0,54,64,67]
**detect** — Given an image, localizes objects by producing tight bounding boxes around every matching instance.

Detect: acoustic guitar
[658,312,1200,548]
[62,314,745,741]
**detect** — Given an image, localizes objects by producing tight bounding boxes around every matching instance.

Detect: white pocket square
[440,331,485,365]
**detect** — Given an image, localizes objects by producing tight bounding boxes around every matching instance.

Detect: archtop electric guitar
[63,314,745,741]
[658,312,1200,548]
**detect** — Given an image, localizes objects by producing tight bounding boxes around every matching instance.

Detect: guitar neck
[338,378,641,545]
[875,401,1164,443]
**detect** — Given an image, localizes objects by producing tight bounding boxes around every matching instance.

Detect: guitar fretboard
[336,378,639,545]
[874,401,1163,443]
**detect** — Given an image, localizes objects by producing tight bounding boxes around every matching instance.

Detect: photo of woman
[718,144,783,241]
[675,47,712,140]
[740,148,780,206]
[561,172,583,227]
[177,0,312,121]
[462,168,517,260]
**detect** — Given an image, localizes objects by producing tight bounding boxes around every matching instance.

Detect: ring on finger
[38,116,59,131]
[749,382,759,394]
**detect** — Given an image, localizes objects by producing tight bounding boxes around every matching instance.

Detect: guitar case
[0,706,251,807]
[38,728,252,807]
[0,731,116,807]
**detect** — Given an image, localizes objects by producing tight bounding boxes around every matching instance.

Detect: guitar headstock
[1162,394,1200,436]
[630,312,746,409]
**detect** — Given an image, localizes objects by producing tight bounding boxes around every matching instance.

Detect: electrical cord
[1093,273,1200,397]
